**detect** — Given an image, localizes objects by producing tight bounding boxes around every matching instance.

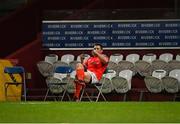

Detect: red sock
[74,83,82,99]
[76,68,84,81]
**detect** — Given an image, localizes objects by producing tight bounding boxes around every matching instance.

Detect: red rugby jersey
[84,55,108,81]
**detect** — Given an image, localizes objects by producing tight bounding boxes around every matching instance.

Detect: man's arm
[93,50,108,65]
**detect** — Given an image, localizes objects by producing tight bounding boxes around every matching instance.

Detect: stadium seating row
[37,54,180,101]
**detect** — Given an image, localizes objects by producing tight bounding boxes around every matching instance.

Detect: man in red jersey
[73,43,109,101]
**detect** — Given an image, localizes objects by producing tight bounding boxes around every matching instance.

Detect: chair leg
[174,94,177,101]
[139,91,144,101]
[123,93,127,101]
[4,83,8,101]
[60,90,66,101]
[44,89,50,101]
[80,88,93,101]
[79,88,85,101]
[23,83,26,102]
[95,86,106,102]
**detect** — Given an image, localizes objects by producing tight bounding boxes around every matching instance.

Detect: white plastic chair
[159,53,173,63]
[162,76,179,94]
[109,54,123,64]
[152,69,166,79]
[111,70,133,101]
[61,54,75,65]
[176,54,180,61]
[100,70,116,94]
[169,69,180,88]
[126,53,140,64]
[119,70,133,89]
[144,76,163,93]
[45,54,58,64]
[142,53,157,64]
[44,66,73,101]
[112,70,133,93]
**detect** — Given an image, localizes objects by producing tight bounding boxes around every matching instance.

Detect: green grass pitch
[0,102,180,123]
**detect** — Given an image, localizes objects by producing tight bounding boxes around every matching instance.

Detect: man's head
[92,43,103,56]
[93,43,103,52]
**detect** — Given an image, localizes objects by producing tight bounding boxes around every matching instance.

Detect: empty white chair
[144,69,166,93]
[109,54,123,64]
[126,53,140,64]
[159,53,173,63]
[142,53,157,64]
[111,70,133,101]
[169,69,180,88]
[152,70,166,79]
[144,76,163,93]
[161,69,180,94]
[162,76,179,94]
[119,70,133,89]
[176,54,180,61]
[61,54,75,65]
[100,70,116,94]
[45,54,58,64]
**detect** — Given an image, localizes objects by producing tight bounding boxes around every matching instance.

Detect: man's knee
[76,63,84,69]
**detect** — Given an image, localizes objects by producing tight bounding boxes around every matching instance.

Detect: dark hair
[94,43,103,50]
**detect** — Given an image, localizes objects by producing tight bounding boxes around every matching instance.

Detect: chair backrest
[144,76,163,93]
[107,61,118,71]
[55,66,74,74]
[168,60,180,71]
[103,69,116,80]
[4,66,25,83]
[100,77,113,94]
[169,69,180,83]
[152,60,169,72]
[135,60,152,77]
[142,53,157,63]
[159,53,173,63]
[176,54,180,61]
[77,54,90,62]
[61,54,74,64]
[111,76,129,93]
[4,66,24,74]
[152,69,166,79]
[117,61,135,76]
[126,53,140,64]
[53,61,69,70]
[45,54,58,64]
[119,70,133,89]
[109,54,123,64]
[70,70,76,78]
[37,61,54,77]
[162,76,179,93]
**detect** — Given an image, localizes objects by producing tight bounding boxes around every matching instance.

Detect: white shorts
[87,70,99,84]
